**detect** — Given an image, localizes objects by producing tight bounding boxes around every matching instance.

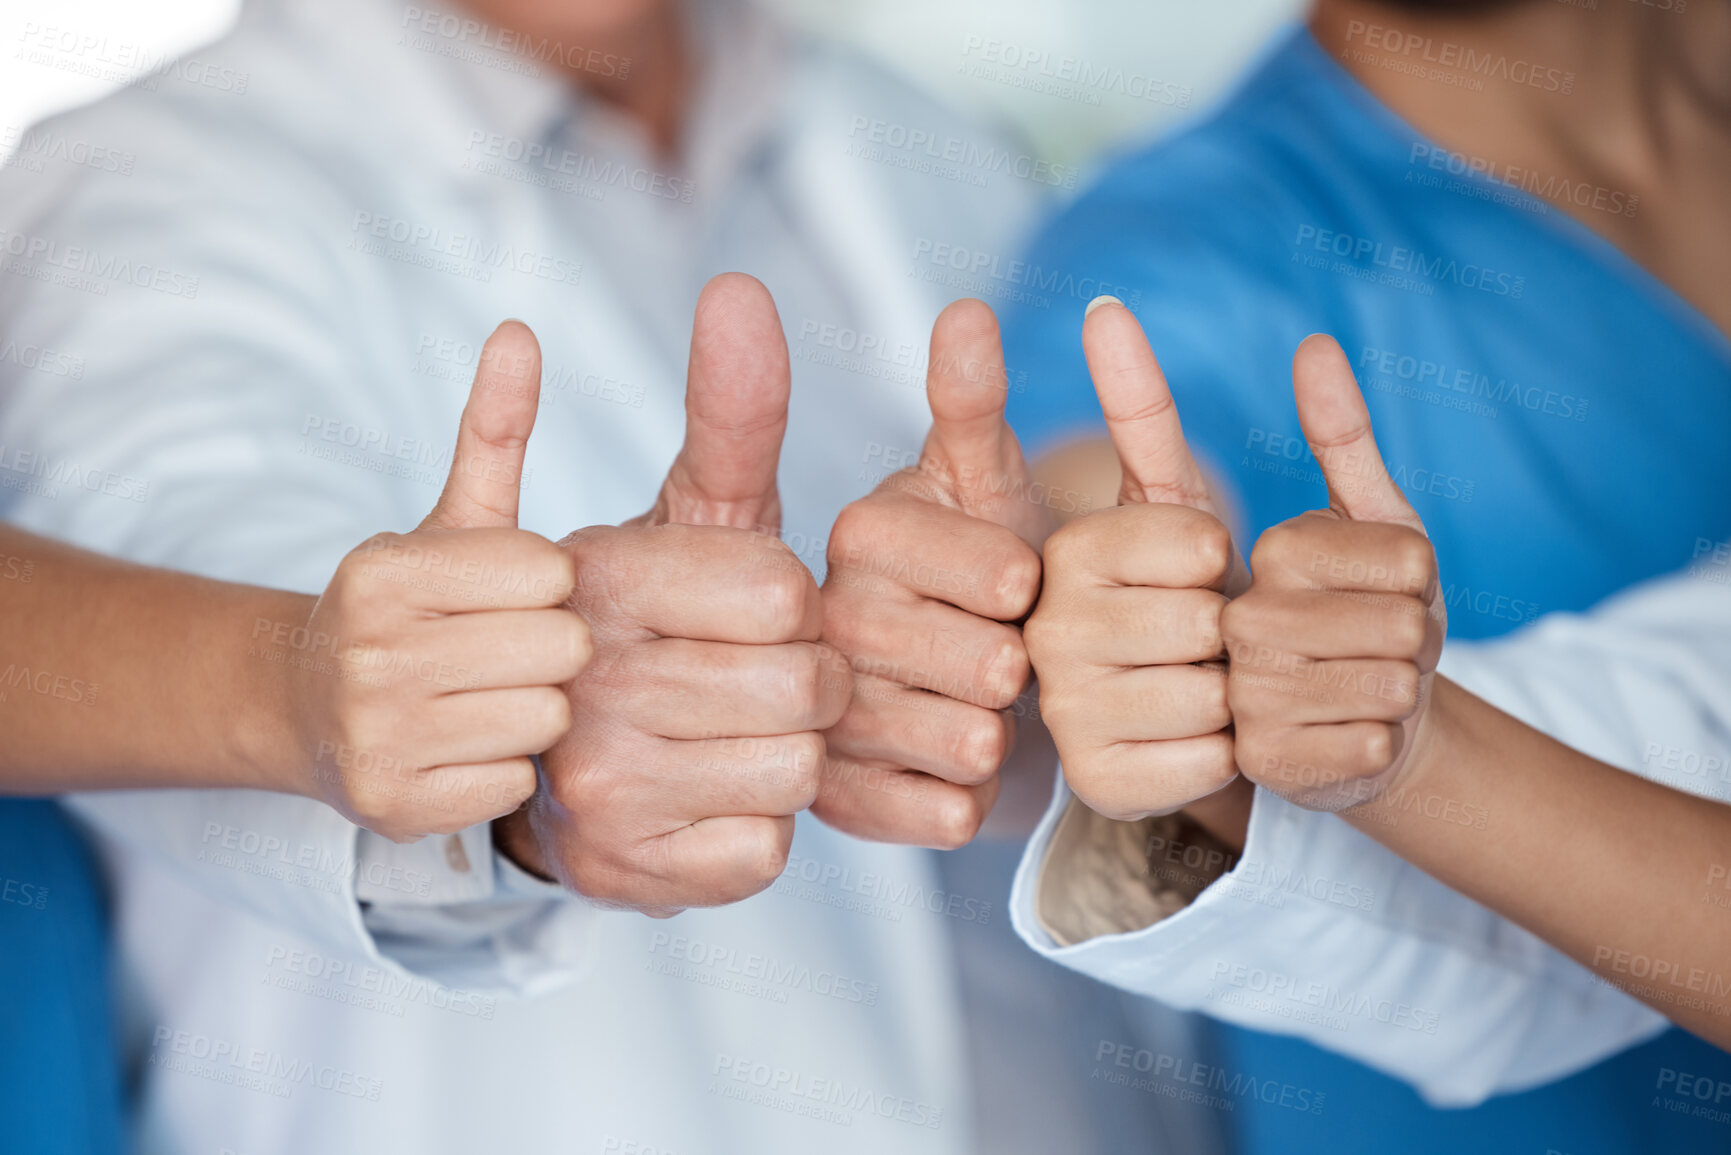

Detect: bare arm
[0,321,589,844]
[0,525,308,793]
[1342,676,1731,1048]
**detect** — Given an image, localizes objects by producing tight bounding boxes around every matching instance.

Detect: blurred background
[0,0,1304,173]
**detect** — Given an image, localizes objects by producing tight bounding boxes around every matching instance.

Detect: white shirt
[0,1,1226,1152]
[1011,566,1731,1107]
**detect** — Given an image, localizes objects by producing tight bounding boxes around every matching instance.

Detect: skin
[0,322,593,844]
[1223,335,1731,1051]
[818,299,1050,850]
[1033,0,1731,846]
[1314,0,1731,338]
[1023,300,1256,844]
[492,274,854,915]
[457,0,689,153]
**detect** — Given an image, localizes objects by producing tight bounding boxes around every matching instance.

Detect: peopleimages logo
[1293,224,1525,299]
[1341,20,1575,94]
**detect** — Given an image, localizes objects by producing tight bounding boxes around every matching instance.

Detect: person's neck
[568,12,689,157]
[1310,0,1731,197]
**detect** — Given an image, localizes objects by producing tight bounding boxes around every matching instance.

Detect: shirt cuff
[354,823,601,998]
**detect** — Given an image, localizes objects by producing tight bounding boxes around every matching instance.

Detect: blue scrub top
[1003,26,1731,1155]
[0,799,125,1154]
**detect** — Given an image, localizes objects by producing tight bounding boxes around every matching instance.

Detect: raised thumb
[651,272,789,532]
[422,319,542,531]
[1081,296,1213,511]
[919,298,1029,518]
[1292,333,1421,529]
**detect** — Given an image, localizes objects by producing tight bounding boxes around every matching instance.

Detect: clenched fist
[287,321,592,842]
[494,274,850,914]
[817,299,1050,848]
[1221,335,1445,810]
[1023,299,1248,823]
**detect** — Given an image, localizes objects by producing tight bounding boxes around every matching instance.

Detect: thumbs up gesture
[817,299,1048,847]
[1023,299,1244,821]
[286,321,592,842]
[1221,335,1445,810]
[493,274,848,914]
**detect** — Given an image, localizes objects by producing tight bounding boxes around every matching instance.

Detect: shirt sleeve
[0,100,597,996]
[1012,567,1731,1106]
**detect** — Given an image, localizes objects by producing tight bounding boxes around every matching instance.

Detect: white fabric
[1012,567,1731,1107]
[0,0,1157,1150]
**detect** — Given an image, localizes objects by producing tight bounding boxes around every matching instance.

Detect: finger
[410,758,539,835]
[570,523,822,644]
[343,756,538,842]
[826,674,1013,786]
[1043,585,1227,668]
[353,527,576,613]
[821,592,1028,711]
[1063,664,1231,744]
[407,608,592,692]
[1080,297,1212,510]
[920,298,1027,521]
[1041,502,1235,596]
[1291,334,1423,530]
[647,814,796,908]
[405,685,573,766]
[1248,514,1438,600]
[826,492,1040,621]
[1240,721,1405,804]
[1230,658,1422,725]
[606,638,850,739]
[1057,732,1237,823]
[810,754,1000,850]
[1221,587,1433,664]
[652,273,790,532]
[422,320,543,531]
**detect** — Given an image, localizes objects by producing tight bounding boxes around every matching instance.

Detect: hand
[285,321,592,842]
[495,273,849,914]
[1220,335,1445,810]
[816,299,1048,847]
[1023,298,1245,822]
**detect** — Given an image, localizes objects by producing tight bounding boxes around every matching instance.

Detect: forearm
[0,527,310,793]
[1343,675,1731,1046]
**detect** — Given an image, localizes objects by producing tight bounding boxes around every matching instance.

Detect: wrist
[229,589,321,797]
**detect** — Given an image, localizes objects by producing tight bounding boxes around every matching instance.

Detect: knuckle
[1387,665,1421,716]
[826,499,879,561]
[1190,590,1227,654]
[779,645,827,730]
[1358,724,1398,773]
[1040,518,1091,577]
[742,818,795,892]
[532,536,579,602]
[551,612,594,678]
[528,687,574,742]
[927,791,985,850]
[1248,521,1297,577]
[952,714,1008,783]
[1218,594,1260,648]
[1392,530,1436,592]
[1196,667,1232,731]
[973,629,1029,709]
[1190,515,1234,584]
[1389,601,1429,655]
[784,733,824,808]
[1021,604,1062,664]
[985,544,1042,620]
[753,561,815,641]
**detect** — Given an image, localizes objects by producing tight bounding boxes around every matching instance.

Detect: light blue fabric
[1003,25,1731,1155]
[0,799,124,1155]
